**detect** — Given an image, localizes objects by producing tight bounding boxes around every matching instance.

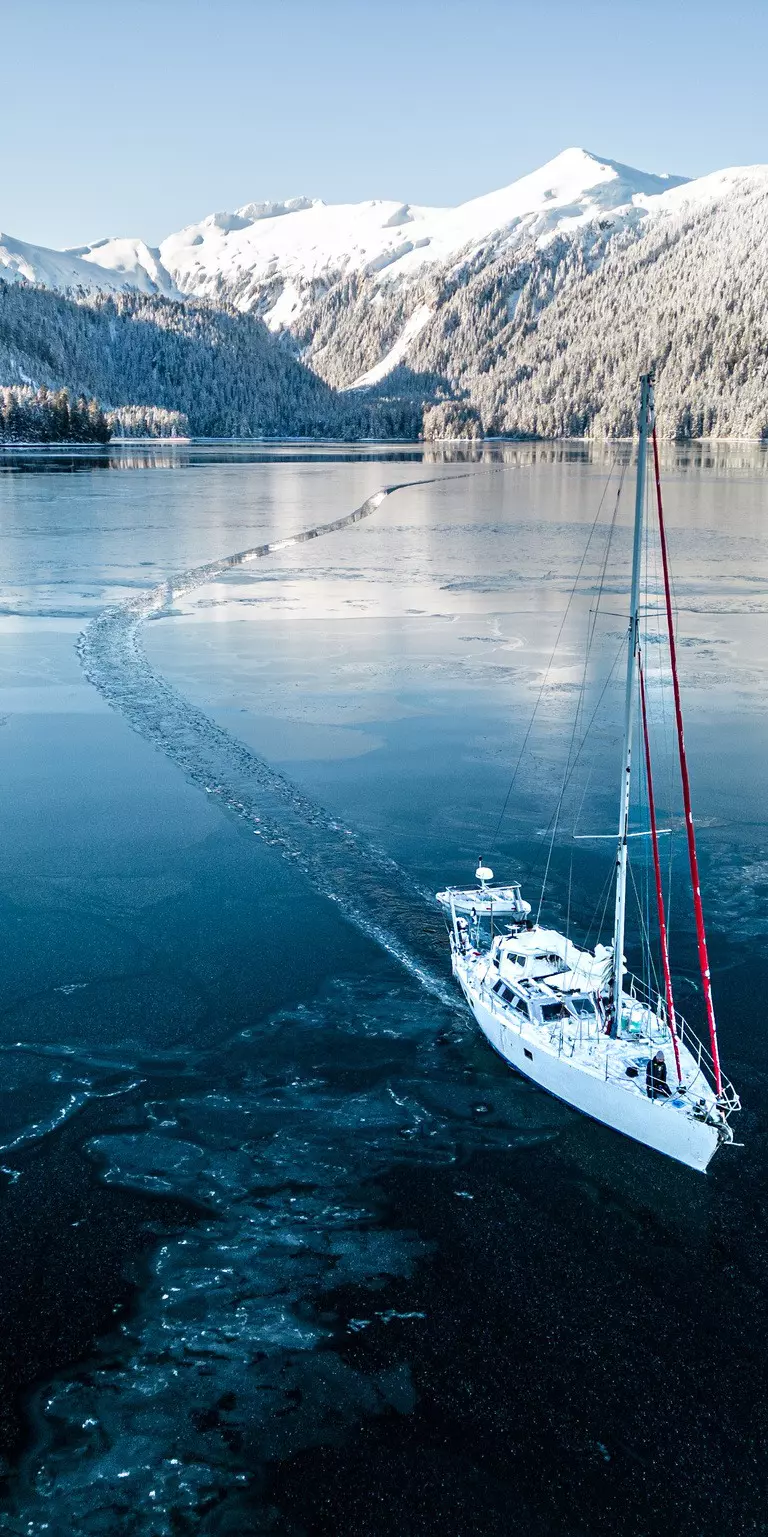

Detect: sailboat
[437,375,740,1172]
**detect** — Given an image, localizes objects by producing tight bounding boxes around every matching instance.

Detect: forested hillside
[299,177,768,441]
[0,282,419,440]
[410,181,768,440]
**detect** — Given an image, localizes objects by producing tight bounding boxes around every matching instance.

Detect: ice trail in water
[78,481,458,1009]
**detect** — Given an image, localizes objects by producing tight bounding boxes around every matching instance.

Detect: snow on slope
[69,237,180,298]
[156,149,687,322]
[0,231,179,298]
[7,151,768,323]
[347,304,433,389]
[0,231,132,295]
[633,163,768,223]
[0,150,704,321]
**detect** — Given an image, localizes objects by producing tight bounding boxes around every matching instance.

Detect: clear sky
[3,0,766,248]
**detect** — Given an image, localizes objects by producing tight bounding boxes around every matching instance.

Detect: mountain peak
[472,147,689,211]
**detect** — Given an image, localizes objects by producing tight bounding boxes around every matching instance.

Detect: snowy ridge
[69,236,181,298]
[0,231,132,295]
[2,149,685,316]
[0,232,179,298]
[155,148,688,322]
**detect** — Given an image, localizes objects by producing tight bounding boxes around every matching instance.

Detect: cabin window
[540,1001,569,1022]
[524,1048,533,1061]
[512,995,529,1018]
[493,981,516,1005]
[570,996,596,1019]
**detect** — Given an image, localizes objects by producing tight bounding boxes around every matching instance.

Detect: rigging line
[566,760,596,945]
[640,457,676,955]
[565,547,617,934]
[487,452,624,856]
[535,538,617,928]
[565,467,627,796]
[596,867,616,948]
[663,578,680,925]
[658,520,677,943]
[648,488,677,929]
[641,472,653,1007]
[536,681,587,926]
[639,650,684,1083]
[627,858,661,1000]
[563,470,627,938]
[584,464,627,662]
[534,472,627,925]
[582,858,615,953]
[652,425,723,1097]
[572,472,627,835]
[627,656,659,1002]
[646,482,677,924]
[518,633,627,893]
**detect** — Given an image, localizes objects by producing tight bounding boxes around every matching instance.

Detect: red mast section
[651,427,723,1097]
[638,653,683,1087]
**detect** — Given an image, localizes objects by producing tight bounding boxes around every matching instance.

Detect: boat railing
[624,973,741,1116]
[472,960,740,1119]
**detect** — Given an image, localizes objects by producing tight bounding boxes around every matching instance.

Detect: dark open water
[0,441,766,1535]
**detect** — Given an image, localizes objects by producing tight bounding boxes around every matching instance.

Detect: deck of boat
[459,948,722,1121]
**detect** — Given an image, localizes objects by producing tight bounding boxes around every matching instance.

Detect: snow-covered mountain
[1,149,683,315]
[155,149,686,325]
[0,231,129,296]
[69,237,180,298]
[43,149,683,325]
[0,231,182,298]
[3,148,768,440]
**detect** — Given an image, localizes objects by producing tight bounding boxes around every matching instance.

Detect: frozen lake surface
[0,440,767,1534]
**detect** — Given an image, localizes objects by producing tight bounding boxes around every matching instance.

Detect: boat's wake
[77,481,456,1009]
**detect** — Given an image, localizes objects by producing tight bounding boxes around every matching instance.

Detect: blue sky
[3,0,766,247]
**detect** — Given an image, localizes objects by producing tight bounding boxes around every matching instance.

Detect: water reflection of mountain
[3,438,768,475]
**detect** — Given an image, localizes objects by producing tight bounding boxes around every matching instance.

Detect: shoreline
[1,430,767,450]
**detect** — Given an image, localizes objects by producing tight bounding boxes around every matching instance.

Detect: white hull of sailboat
[466,985,720,1173]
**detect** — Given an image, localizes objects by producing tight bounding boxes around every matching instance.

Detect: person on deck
[646,1050,672,1099]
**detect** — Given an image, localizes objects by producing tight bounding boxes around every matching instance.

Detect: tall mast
[611,373,653,1034]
